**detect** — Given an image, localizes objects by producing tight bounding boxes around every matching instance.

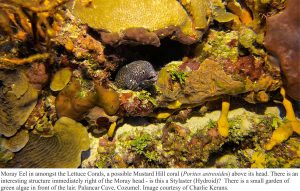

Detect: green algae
[130,133,152,155]
[170,70,187,85]
[239,26,265,55]
[202,30,239,62]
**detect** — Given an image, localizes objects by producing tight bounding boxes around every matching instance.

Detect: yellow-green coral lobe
[50,67,72,91]
[71,0,192,32]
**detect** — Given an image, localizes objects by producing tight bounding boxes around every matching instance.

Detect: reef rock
[156,59,281,106]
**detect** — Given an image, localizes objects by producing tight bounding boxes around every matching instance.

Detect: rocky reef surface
[0,0,299,168]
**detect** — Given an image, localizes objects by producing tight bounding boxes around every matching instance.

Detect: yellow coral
[71,0,190,33]
[50,67,72,91]
[95,84,120,115]
[217,98,230,137]
[265,88,300,150]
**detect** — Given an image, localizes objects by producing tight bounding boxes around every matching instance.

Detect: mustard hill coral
[50,67,72,91]
[56,79,96,119]
[70,0,210,46]
[95,84,120,115]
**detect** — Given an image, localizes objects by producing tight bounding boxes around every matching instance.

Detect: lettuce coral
[7,117,90,168]
[0,70,38,137]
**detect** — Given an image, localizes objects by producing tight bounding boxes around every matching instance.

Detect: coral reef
[0,0,299,168]
[95,106,300,168]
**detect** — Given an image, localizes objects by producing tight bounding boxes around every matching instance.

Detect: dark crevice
[205,141,242,167]
[105,38,192,72]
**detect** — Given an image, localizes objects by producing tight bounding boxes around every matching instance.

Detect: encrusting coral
[1,130,29,153]
[55,79,96,120]
[155,59,280,106]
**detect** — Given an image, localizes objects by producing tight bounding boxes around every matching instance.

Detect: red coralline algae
[224,56,265,81]
[26,63,49,90]
[264,0,300,100]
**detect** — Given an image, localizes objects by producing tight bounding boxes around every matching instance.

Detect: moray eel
[115,60,157,91]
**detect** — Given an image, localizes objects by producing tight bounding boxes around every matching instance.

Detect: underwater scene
[0,0,299,168]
